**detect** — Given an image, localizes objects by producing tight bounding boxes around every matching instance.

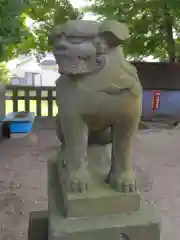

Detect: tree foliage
[0,62,10,84]
[0,0,83,61]
[0,0,31,61]
[25,0,84,54]
[3,0,180,62]
[86,0,180,61]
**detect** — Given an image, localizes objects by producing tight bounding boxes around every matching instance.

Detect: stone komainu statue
[49,20,142,193]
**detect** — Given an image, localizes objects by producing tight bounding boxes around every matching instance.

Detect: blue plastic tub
[3,111,35,134]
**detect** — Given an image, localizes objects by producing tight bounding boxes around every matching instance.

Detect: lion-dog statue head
[49,20,130,76]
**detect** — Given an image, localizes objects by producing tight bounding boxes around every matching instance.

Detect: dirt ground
[0,123,180,240]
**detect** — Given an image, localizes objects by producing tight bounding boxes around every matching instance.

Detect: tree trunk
[163,3,176,62]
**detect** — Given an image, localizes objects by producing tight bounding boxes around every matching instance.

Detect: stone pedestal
[28,211,48,240]
[29,208,160,240]
[48,157,140,218]
[48,157,160,240]
[28,153,161,240]
[49,207,160,240]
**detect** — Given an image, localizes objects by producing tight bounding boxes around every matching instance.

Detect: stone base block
[48,158,140,218]
[28,211,48,240]
[49,204,160,240]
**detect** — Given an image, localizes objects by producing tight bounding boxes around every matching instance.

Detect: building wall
[133,62,180,90]
[11,77,27,85]
[11,78,20,85]
[41,67,60,86]
[25,72,33,85]
[142,90,180,121]
[15,58,39,78]
[34,74,42,86]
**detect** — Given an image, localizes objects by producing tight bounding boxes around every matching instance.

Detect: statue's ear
[48,32,53,46]
[99,20,129,47]
[48,25,63,45]
[48,28,57,46]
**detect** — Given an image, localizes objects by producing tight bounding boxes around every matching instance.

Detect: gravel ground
[0,125,180,240]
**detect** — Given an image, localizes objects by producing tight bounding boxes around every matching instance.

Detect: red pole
[152,109,154,121]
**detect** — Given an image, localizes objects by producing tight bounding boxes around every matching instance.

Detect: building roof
[11,73,18,78]
[16,54,36,67]
[39,59,57,66]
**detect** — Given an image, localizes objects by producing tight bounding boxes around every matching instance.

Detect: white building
[9,53,60,86]
[40,54,59,86]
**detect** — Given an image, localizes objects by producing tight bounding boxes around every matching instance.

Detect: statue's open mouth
[55,51,89,61]
[54,48,97,75]
[54,51,92,74]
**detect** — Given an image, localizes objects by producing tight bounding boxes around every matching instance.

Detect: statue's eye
[68,36,94,44]
[56,34,62,39]
[69,37,84,44]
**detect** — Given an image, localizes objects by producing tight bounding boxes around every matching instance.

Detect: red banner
[152,90,161,120]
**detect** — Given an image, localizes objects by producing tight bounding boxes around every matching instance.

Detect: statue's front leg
[56,113,65,148]
[58,113,92,192]
[107,115,139,193]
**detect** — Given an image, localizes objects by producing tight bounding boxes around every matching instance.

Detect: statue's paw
[68,169,92,193]
[108,172,137,193]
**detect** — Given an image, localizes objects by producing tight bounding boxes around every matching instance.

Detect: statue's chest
[56,79,90,103]
[56,79,105,113]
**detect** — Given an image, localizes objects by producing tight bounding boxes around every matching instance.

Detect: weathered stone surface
[28,211,48,240]
[28,208,160,240]
[56,113,112,146]
[48,157,140,218]
[51,19,142,193]
[48,204,160,240]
